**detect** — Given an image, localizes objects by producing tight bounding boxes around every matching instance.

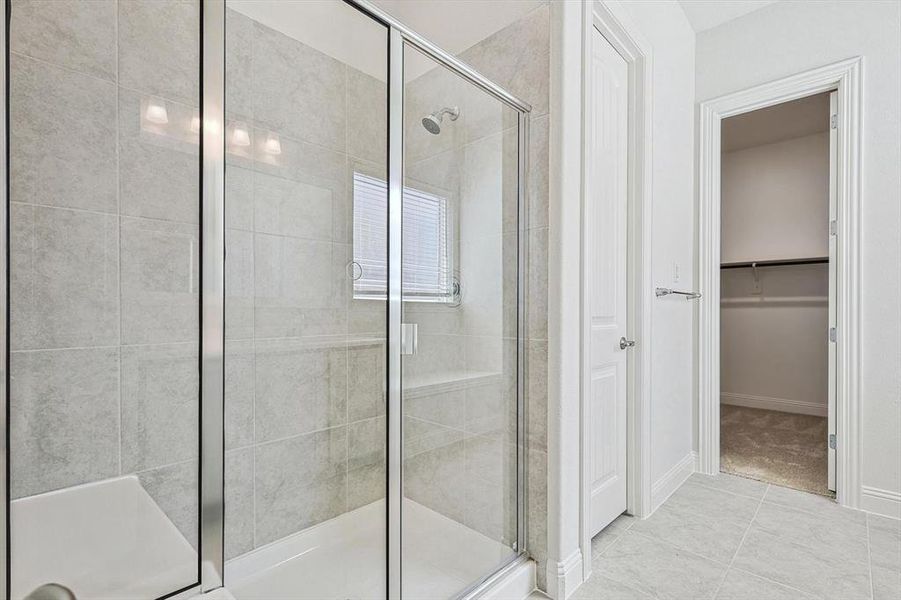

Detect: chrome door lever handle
[619,337,636,350]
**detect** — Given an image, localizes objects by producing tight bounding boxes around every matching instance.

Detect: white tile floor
[577,473,901,600]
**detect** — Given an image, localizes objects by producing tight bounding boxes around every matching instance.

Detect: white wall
[721,264,829,415]
[696,0,901,514]
[721,133,829,264]
[548,1,695,593]
[547,1,584,594]
[612,0,697,497]
[720,132,829,416]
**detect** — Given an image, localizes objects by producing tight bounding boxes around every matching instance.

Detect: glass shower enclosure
[1,0,530,598]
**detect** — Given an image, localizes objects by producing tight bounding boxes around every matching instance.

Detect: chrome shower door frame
[347,1,532,596]
[1,0,9,596]
[200,0,226,592]
[0,0,531,597]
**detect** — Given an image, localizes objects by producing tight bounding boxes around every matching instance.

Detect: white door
[587,28,629,537]
[827,90,838,492]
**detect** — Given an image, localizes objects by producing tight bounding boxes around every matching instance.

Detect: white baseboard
[651,452,695,513]
[861,486,901,520]
[544,549,583,600]
[721,392,827,417]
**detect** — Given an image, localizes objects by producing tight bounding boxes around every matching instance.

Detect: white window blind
[352,172,452,301]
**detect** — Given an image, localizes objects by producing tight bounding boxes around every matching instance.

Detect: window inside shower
[352,171,455,302]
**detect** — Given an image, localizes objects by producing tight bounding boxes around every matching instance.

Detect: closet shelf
[720,257,828,269]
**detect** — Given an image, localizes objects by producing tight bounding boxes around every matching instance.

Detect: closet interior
[719,92,835,496]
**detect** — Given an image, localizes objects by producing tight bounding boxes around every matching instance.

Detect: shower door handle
[620,337,636,350]
[401,323,418,355]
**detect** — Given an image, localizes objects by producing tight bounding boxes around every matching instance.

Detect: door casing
[697,57,863,508]
[579,0,654,585]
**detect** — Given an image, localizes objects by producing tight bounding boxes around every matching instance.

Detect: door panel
[827,91,838,492]
[587,27,629,537]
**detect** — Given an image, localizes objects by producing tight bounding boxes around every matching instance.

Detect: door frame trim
[579,0,654,583]
[697,57,863,508]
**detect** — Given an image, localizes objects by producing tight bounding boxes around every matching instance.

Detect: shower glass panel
[401,44,521,598]
[2,0,526,596]
[7,1,201,598]
[222,2,388,598]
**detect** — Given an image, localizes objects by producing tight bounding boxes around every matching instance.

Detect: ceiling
[678,0,779,32]
[722,92,831,152]
[229,0,543,81]
[373,0,544,54]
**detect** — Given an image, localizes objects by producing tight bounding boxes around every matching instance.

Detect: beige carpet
[720,404,831,496]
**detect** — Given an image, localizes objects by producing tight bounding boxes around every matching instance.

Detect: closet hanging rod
[720,257,828,269]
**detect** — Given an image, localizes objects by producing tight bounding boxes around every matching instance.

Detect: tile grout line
[709,483,769,599]
[590,528,682,599]
[625,528,733,570]
[688,474,770,502]
[630,481,825,599]
[740,485,873,597]
[709,489,855,600]
[726,566,820,599]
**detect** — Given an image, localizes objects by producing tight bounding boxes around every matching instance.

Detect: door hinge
[830,219,837,236]
[829,327,837,343]
[829,434,837,450]
[831,114,838,129]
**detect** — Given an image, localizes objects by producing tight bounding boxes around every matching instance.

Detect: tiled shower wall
[400,3,550,583]
[455,5,551,587]
[9,0,202,546]
[400,65,521,546]
[222,8,388,559]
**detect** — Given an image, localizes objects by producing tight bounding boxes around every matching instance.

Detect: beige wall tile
[118,89,199,223]
[120,217,199,345]
[10,0,117,80]
[225,448,254,559]
[11,204,119,350]
[118,0,199,104]
[10,54,117,213]
[10,347,119,498]
[254,340,347,442]
[225,340,255,451]
[254,428,347,545]
[252,21,346,152]
[120,343,199,472]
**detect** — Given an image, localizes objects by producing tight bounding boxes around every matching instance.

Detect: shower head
[421,106,460,135]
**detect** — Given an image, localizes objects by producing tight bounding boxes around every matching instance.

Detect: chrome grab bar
[24,584,77,600]
[655,287,702,300]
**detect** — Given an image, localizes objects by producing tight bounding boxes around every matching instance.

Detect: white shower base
[11,475,196,600]
[226,499,515,600]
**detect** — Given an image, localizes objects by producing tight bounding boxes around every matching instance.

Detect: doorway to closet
[718,92,837,497]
